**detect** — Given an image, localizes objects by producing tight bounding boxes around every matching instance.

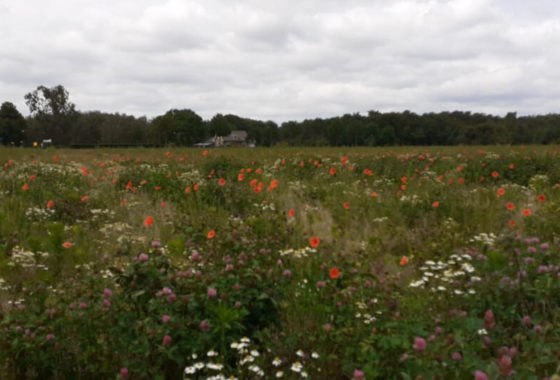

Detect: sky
[1,0,560,123]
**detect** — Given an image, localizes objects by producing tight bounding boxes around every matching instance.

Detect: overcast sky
[1,0,560,123]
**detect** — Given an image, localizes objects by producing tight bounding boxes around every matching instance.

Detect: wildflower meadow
[2,146,560,379]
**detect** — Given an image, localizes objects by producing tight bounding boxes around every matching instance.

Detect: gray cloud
[1,0,560,122]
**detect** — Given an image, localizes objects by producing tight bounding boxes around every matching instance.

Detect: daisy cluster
[409,255,481,296]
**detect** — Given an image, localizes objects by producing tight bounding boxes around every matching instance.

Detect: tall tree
[24,85,77,145]
[0,102,26,145]
[150,109,206,146]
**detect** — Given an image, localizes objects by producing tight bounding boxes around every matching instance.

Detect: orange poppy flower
[184,187,191,194]
[400,256,409,266]
[207,229,216,239]
[432,201,439,208]
[144,216,153,226]
[370,192,378,198]
[310,237,320,248]
[329,267,340,279]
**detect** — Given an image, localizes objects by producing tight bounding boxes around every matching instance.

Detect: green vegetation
[3,85,560,147]
[1,146,560,379]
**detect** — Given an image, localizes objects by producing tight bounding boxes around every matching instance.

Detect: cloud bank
[1,0,559,122]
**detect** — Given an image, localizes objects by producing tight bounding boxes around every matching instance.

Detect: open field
[2,146,560,379]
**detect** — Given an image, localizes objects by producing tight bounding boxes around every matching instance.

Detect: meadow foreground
[1,146,560,379]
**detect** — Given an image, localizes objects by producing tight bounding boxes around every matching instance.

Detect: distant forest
[1,85,560,147]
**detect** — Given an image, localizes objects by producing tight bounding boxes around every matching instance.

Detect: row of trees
[2,85,560,147]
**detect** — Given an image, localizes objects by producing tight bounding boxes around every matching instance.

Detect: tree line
[1,85,560,147]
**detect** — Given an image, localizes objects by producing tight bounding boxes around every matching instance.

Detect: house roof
[223,130,247,142]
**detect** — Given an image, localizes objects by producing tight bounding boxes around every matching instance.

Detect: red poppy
[62,242,73,249]
[491,171,499,178]
[46,200,54,209]
[329,167,336,176]
[432,201,439,208]
[310,237,320,248]
[22,183,29,191]
[509,163,515,169]
[522,209,531,216]
[144,216,153,226]
[370,192,378,198]
[400,256,409,266]
[161,202,166,208]
[80,195,88,202]
[218,178,226,186]
[329,267,340,279]
[207,230,216,239]
[497,188,505,197]
[506,202,515,211]
[537,194,546,202]
[249,179,258,188]
[184,187,191,194]
[193,184,199,191]
[288,209,295,218]
[238,173,245,181]
[343,202,350,210]
[509,219,516,227]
